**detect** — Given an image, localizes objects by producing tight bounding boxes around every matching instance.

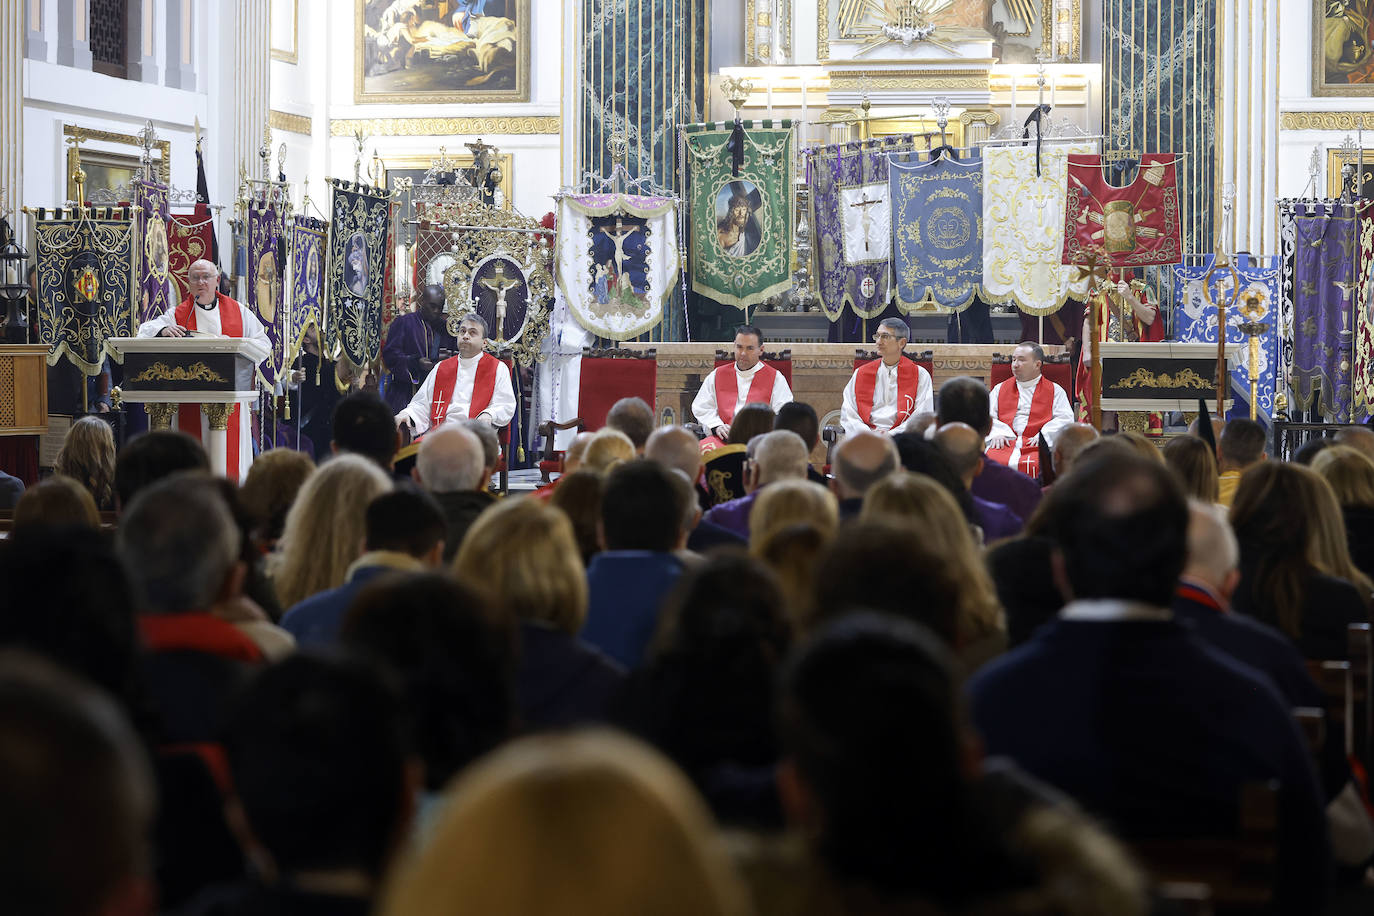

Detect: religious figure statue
[476,261,523,341]
[598,217,639,278]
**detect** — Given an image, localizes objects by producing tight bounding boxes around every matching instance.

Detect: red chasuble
[429,352,500,429]
[713,362,778,425]
[1062,154,1183,269]
[173,293,243,479]
[987,377,1056,477]
[853,358,921,430]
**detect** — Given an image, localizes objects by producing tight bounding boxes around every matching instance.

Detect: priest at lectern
[137,259,269,478]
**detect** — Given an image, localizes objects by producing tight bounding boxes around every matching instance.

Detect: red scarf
[713,362,778,425]
[138,612,264,663]
[173,293,243,480]
[987,376,1056,477]
[853,359,920,430]
[430,352,500,429]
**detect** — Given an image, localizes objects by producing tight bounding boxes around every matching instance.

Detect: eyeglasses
[873,332,897,342]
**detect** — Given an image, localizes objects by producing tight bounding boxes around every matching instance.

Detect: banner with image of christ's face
[325,180,391,370]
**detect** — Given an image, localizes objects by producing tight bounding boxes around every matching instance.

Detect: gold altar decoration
[1115,367,1213,390]
[128,362,228,385]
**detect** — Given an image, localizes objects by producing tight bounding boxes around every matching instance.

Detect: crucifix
[476,262,524,342]
[599,217,638,276]
[849,192,884,252]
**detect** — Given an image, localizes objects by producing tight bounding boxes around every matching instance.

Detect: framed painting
[1314,1,1374,97]
[62,125,171,203]
[1326,147,1374,198]
[355,0,530,104]
[271,0,298,64]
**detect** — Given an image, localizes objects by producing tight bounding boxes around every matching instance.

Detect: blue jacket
[581,551,685,668]
[280,552,426,650]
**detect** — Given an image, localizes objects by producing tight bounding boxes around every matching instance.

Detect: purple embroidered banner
[247,203,285,386]
[134,178,172,324]
[1291,202,1361,420]
[287,216,327,369]
[807,135,920,322]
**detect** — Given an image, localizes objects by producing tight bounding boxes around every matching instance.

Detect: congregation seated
[828,431,898,520]
[773,401,828,486]
[1311,444,1374,583]
[968,452,1331,913]
[413,425,496,561]
[1162,433,1220,503]
[549,469,606,567]
[281,487,447,649]
[749,479,838,553]
[1229,461,1373,661]
[237,448,315,552]
[1044,421,1098,489]
[332,390,402,473]
[113,429,209,512]
[937,375,1042,521]
[702,402,776,506]
[1217,417,1267,508]
[1334,424,1374,464]
[645,424,746,551]
[933,422,1022,542]
[455,498,625,730]
[12,475,100,533]
[606,395,655,454]
[53,414,117,511]
[582,460,691,667]
[703,430,810,539]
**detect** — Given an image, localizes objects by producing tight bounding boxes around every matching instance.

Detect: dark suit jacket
[1343,504,1374,584]
[1232,559,1370,661]
[972,456,1041,523]
[968,615,1330,914]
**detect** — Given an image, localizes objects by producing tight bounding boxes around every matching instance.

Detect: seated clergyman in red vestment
[692,324,793,441]
[987,342,1074,479]
[840,317,933,438]
[394,312,515,437]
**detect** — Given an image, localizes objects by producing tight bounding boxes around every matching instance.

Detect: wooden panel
[0,345,50,436]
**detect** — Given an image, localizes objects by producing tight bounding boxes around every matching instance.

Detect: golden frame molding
[62,124,171,188]
[270,0,298,64]
[1325,148,1374,198]
[329,117,560,137]
[1280,111,1374,131]
[829,70,991,92]
[269,109,311,136]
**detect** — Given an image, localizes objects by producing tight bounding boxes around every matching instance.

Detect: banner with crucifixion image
[325,179,391,370]
[684,120,792,309]
[808,135,920,321]
[555,192,680,341]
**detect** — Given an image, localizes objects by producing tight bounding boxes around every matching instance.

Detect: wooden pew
[1128,782,1278,912]
[1306,659,1354,757]
[1349,623,1372,772]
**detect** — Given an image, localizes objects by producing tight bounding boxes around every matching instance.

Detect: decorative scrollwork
[128,361,228,384]
[1114,367,1212,390]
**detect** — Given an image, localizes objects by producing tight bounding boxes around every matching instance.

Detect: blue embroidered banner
[890,155,983,313]
[286,216,326,369]
[1172,254,1280,425]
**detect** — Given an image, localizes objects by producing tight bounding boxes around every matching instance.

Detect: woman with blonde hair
[377,730,751,916]
[54,415,116,511]
[754,522,831,628]
[1231,461,1372,659]
[748,478,838,550]
[454,497,623,729]
[580,427,636,474]
[270,454,392,609]
[1161,434,1219,504]
[860,472,1006,666]
[239,448,315,550]
[1312,444,1374,579]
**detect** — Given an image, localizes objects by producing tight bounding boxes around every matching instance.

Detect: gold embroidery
[1114,367,1212,390]
[129,361,227,384]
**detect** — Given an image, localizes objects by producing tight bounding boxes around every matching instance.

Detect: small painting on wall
[356,0,530,103]
[1315,1,1374,96]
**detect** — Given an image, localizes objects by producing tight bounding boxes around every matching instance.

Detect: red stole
[430,352,500,429]
[854,359,920,430]
[714,362,778,425]
[174,294,243,480]
[988,377,1055,477]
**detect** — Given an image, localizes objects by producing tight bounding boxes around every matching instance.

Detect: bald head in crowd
[605,397,655,453]
[1052,423,1099,476]
[415,426,486,493]
[750,430,811,490]
[933,422,984,489]
[644,425,703,481]
[832,431,899,500]
[1182,500,1241,601]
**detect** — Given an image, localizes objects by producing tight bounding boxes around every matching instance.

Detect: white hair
[1184,499,1239,587]
[751,430,810,484]
[417,426,486,493]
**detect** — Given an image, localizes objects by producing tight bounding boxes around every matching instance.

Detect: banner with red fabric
[1062,155,1183,269]
[167,211,216,303]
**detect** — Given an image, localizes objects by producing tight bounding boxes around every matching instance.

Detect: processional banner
[890,154,984,313]
[1357,209,1374,418]
[1172,255,1280,424]
[1287,201,1363,420]
[325,180,391,370]
[247,203,286,386]
[684,120,792,309]
[555,192,680,341]
[33,208,134,374]
[981,144,1094,316]
[808,136,919,321]
[1063,154,1183,269]
[286,216,327,368]
[133,179,172,325]
[168,211,216,303]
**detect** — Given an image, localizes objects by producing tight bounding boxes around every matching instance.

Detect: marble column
[126,0,157,83]
[164,0,195,90]
[1216,0,1279,255]
[25,0,47,61]
[233,0,269,186]
[55,0,90,69]
[3,1,22,223]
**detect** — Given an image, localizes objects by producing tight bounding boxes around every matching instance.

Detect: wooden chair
[1128,782,1279,913]
[1305,659,1354,757]
[987,351,1076,402]
[1349,623,1372,772]
[537,347,657,482]
[821,349,934,468]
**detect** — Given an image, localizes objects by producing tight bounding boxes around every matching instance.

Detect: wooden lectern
[1099,342,1239,415]
[108,337,263,481]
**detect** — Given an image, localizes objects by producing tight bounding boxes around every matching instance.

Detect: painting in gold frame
[815,0,1082,63]
[355,0,530,104]
[1314,1,1374,97]
[1326,147,1374,198]
[271,0,299,64]
[62,125,171,203]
